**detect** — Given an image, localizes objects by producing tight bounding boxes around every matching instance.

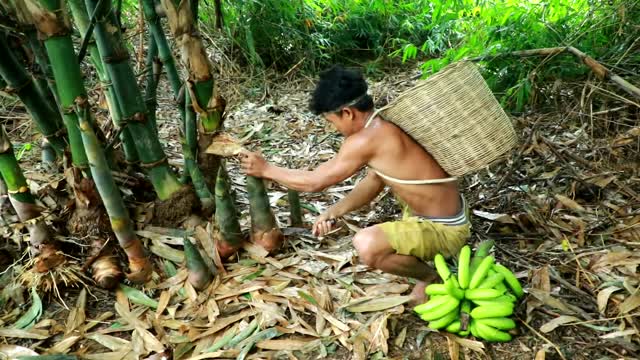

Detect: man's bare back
[346,116,461,218]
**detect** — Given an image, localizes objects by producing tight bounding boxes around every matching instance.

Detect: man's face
[324,108,354,136]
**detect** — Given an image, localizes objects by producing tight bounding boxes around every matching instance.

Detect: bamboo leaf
[597,286,621,314]
[118,285,159,309]
[539,315,579,333]
[0,345,39,358]
[13,288,42,329]
[344,296,411,313]
[86,333,132,351]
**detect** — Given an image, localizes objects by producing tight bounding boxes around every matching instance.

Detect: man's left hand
[240,150,269,177]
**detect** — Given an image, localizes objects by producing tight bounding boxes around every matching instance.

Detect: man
[240,65,470,305]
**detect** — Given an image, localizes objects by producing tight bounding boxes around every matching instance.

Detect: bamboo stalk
[67,0,139,165]
[75,98,151,283]
[247,176,284,254]
[141,0,217,209]
[144,32,159,135]
[565,46,640,99]
[141,0,183,115]
[183,238,213,290]
[0,125,52,256]
[161,0,226,188]
[469,46,640,99]
[288,189,303,227]
[26,0,91,171]
[84,0,183,200]
[9,1,62,112]
[214,164,243,259]
[0,33,66,157]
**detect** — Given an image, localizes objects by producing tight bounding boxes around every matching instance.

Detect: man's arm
[312,171,385,236]
[241,135,373,192]
[325,171,385,218]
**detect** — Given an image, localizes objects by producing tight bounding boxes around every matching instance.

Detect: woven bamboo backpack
[376,61,517,177]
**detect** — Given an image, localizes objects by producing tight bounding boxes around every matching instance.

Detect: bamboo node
[3,79,30,94]
[123,112,147,124]
[104,53,130,64]
[140,156,168,169]
[8,186,30,194]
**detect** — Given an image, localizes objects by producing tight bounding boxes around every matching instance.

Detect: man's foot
[409,274,439,308]
[409,281,428,307]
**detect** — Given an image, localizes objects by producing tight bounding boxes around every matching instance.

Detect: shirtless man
[240,65,470,304]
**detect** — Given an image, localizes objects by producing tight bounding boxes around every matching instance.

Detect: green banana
[470,240,494,274]
[457,245,471,289]
[474,240,494,258]
[494,281,508,293]
[445,277,465,300]
[471,295,517,307]
[446,320,461,333]
[478,317,516,330]
[414,295,450,315]
[470,304,514,319]
[425,283,448,296]
[464,288,504,300]
[469,319,480,338]
[469,256,494,289]
[434,254,451,281]
[475,321,512,342]
[426,308,459,329]
[458,329,470,336]
[420,296,461,321]
[477,272,505,289]
[469,256,482,275]
[493,264,524,298]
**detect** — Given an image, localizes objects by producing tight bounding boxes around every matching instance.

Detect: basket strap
[365,108,381,128]
[373,170,457,185]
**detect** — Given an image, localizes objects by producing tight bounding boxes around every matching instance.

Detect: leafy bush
[200,0,434,72]
[198,0,638,112]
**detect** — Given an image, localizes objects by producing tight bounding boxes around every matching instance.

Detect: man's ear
[343,107,354,121]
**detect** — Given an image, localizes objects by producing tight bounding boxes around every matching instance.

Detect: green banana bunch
[414,240,524,342]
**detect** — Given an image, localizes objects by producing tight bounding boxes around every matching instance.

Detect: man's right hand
[313,212,337,237]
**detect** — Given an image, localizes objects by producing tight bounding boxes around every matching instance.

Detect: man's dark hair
[309,65,374,115]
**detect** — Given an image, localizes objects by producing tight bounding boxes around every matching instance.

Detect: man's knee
[352,228,383,268]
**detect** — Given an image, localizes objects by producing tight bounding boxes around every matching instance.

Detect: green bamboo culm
[247,176,284,254]
[142,0,215,204]
[85,0,183,200]
[27,0,90,172]
[66,0,139,165]
[183,142,214,211]
[0,125,51,253]
[214,164,243,258]
[0,33,66,158]
[141,0,183,120]
[288,189,303,227]
[144,32,159,135]
[183,238,213,290]
[161,0,226,190]
[75,98,151,283]
[8,2,61,111]
[148,0,208,201]
[24,29,61,113]
[0,126,36,212]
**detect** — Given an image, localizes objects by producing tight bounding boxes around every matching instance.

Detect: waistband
[413,195,468,226]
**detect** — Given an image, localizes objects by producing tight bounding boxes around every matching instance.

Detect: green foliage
[198,0,637,112]
[201,0,434,71]
[387,0,639,111]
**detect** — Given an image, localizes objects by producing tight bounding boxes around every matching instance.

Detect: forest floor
[1,63,639,360]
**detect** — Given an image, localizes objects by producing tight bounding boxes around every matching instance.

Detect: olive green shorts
[378,196,471,261]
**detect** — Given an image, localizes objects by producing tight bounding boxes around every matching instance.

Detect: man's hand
[240,150,269,177]
[313,212,337,237]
